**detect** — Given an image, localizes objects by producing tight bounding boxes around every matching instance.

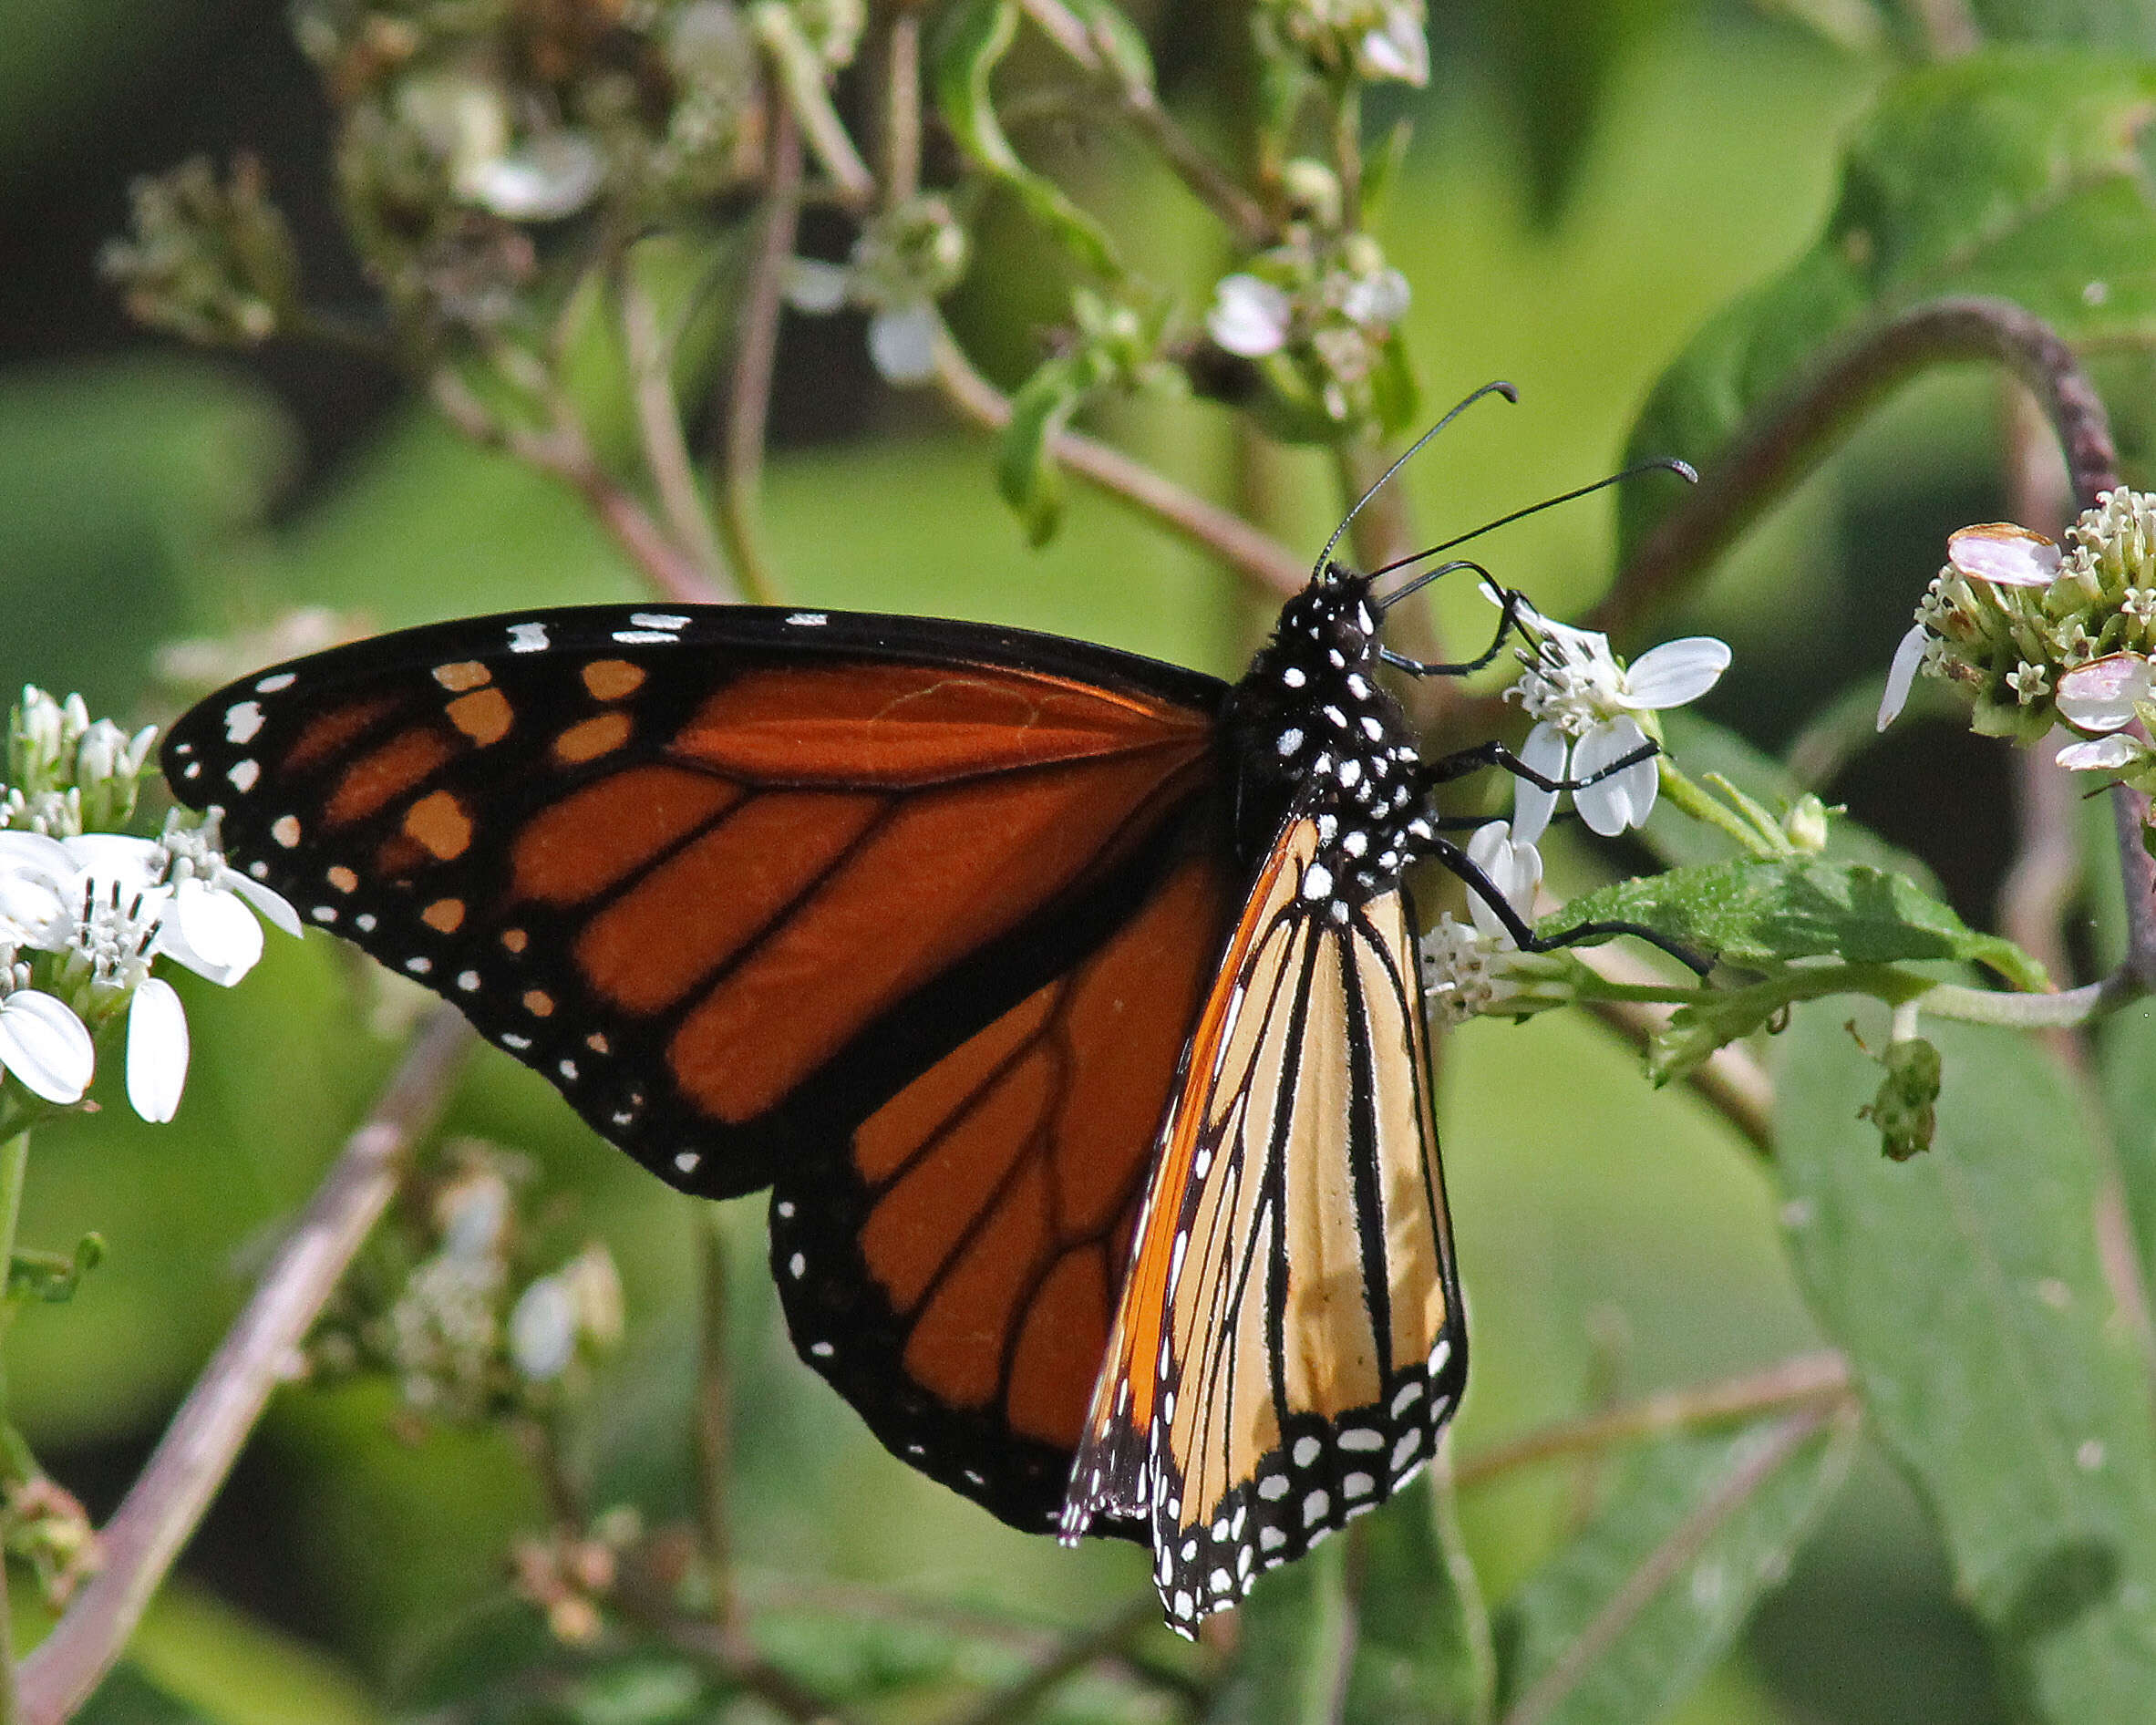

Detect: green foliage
[1622,48,2156,558]
[1493,1413,1858,1724]
[1777,1007,2156,1719]
[1547,858,2043,984]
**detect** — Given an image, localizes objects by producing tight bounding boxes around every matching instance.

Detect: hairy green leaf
[1776,1006,2156,1719]
[1621,50,2156,559]
[1544,858,2045,987]
[1493,1412,1856,1724]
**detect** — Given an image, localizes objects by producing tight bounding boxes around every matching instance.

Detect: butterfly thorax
[1222,567,1431,910]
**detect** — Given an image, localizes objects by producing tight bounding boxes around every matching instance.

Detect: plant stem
[0,1130,26,1725]
[880,1,923,206]
[428,368,726,606]
[1453,1352,1852,1490]
[620,269,737,596]
[694,1206,733,1624]
[1589,295,2121,643]
[755,2,876,212]
[16,1010,473,1725]
[929,328,1310,596]
[1654,759,1787,857]
[718,100,802,609]
[1016,0,1271,247]
[1429,1435,1496,1725]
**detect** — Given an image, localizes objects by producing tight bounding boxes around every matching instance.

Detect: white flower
[1418,914,1515,1024]
[0,968,92,1105]
[1207,274,1293,357]
[1355,6,1429,87]
[1504,614,1729,843]
[459,131,607,222]
[2005,662,2051,705]
[1338,266,1409,329]
[1463,819,1542,941]
[510,1275,580,1382]
[2057,733,2150,772]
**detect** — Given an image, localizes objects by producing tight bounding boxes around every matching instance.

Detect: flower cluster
[1207,216,1413,430]
[311,1142,624,1420]
[1257,0,1430,87]
[784,195,969,384]
[1875,498,2156,746]
[1421,821,1562,1024]
[0,690,295,1121]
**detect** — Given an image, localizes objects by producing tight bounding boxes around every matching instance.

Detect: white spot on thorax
[1281,665,1305,687]
[1277,728,1304,758]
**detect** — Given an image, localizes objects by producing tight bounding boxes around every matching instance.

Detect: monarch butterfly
[161,411,1688,1633]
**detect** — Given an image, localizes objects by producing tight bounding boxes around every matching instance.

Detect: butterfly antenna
[1371,456,1697,593]
[1313,381,1520,581]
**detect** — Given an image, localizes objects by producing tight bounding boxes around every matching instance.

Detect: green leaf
[933,0,1125,281]
[9,1230,104,1304]
[2098,999,2156,1304]
[1775,1005,2156,1719]
[1621,50,2156,559]
[1493,1412,1857,1723]
[1209,1479,1489,1725]
[1064,0,1155,91]
[1544,858,2047,987]
[1974,0,2156,50]
[997,356,1087,544]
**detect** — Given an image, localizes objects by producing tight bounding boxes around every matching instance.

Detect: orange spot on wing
[582,659,646,700]
[324,727,455,826]
[446,687,512,747]
[422,897,466,932]
[522,989,554,1017]
[326,865,358,894]
[404,790,472,861]
[577,790,882,1017]
[500,927,529,953]
[284,697,400,771]
[511,765,739,905]
[554,711,633,764]
[670,664,1212,786]
[432,661,491,691]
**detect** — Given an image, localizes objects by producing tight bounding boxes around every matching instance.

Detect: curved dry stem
[930,330,1310,597]
[18,1008,474,1724]
[429,368,726,606]
[1495,1399,1853,1725]
[1453,1353,1852,1491]
[620,270,737,597]
[719,98,804,606]
[1591,295,2121,643]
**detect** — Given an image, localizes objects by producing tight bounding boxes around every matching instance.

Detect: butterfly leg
[1418,735,1659,793]
[1428,833,1713,977]
[1379,584,1527,679]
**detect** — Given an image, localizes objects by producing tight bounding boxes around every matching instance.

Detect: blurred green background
[0,2,2033,1720]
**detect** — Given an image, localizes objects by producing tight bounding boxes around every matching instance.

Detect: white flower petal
[459,131,607,222]
[510,1276,581,1382]
[1947,522,2062,588]
[61,833,165,894]
[1619,637,1730,709]
[2057,734,2147,771]
[1357,15,1429,86]
[1464,822,1541,943]
[1511,723,1568,846]
[1207,274,1293,357]
[0,990,94,1105]
[1573,717,1656,835]
[0,873,67,948]
[1878,624,1930,730]
[232,874,304,939]
[782,257,851,314]
[125,977,190,1123]
[867,302,940,384]
[2056,653,2154,733]
[161,878,264,986]
[0,831,76,885]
